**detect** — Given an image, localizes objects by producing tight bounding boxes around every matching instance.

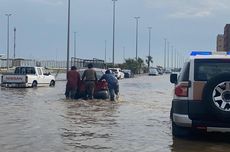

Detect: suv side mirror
[170,73,178,84]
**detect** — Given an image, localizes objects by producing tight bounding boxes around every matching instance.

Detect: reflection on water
[0,74,230,152]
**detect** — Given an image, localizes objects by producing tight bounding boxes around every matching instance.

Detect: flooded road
[1,74,230,152]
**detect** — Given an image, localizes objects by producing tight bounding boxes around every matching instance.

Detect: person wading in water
[81,63,97,100]
[65,66,80,99]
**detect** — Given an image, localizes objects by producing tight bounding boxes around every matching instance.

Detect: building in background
[224,24,230,52]
[216,34,224,52]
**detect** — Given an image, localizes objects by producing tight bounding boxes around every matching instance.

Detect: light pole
[171,45,173,69]
[164,38,167,70]
[123,46,125,62]
[14,27,16,59]
[112,0,117,66]
[134,17,140,60]
[74,32,76,59]
[104,40,107,63]
[167,41,170,69]
[5,14,11,70]
[148,27,152,69]
[66,0,70,75]
[148,27,152,57]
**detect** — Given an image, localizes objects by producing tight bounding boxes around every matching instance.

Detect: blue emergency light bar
[190,51,212,56]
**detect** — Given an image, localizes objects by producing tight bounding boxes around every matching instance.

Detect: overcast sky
[0,0,230,65]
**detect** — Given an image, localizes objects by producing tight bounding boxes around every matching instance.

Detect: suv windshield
[194,59,230,81]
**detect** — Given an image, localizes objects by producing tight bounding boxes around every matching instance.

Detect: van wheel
[32,81,37,88]
[49,80,55,87]
[202,73,230,120]
[172,121,193,138]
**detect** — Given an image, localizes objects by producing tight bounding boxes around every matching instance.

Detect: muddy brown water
[1,74,230,152]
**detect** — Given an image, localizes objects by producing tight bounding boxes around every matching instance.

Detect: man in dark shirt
[99,69,119,101]
[65,66,81,99]
[82,63,97,100]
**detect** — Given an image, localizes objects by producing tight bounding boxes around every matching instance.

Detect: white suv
[170,51,230,137]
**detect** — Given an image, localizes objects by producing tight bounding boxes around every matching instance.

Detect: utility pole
[134,17,140,60]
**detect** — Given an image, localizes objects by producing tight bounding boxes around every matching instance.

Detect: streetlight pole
[112,0,117,66]
[14,27,16,59]
[5,14,11,70]
[167,41,170,69]
[164,38,167,70]
[104,40,107,63]
[148,27,152,69]
[74,32,76,59]
[148,27,152,57]
[66,0,70,76]
[123,46,125,62]
[171,45,173,69]
[134,17,140,60]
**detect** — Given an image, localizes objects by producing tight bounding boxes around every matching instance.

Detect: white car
[149,68,159,76]
[109,68,124,79]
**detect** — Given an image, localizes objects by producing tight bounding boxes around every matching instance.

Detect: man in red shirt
[65,66,80,99]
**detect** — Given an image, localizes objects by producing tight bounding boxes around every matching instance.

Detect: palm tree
[146,55,153,71]
[137,57,144,74]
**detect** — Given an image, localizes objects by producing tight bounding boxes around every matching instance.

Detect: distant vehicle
[156,66,164,75]
[149,67,159,76]
[165,68,172,74]
[109,68,124,79]
[1,66,55,88]
[122,69,134,78]
[77,68,109,99]
[170,51,230,137]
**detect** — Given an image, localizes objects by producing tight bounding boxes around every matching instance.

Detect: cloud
[144,0,230,18]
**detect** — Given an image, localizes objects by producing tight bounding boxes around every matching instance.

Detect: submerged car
[170,51,230,137]
[77,68,109,99]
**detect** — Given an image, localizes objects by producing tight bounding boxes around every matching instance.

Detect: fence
[0,58,105,69]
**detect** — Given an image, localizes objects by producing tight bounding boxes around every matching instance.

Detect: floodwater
[1,74,230,152]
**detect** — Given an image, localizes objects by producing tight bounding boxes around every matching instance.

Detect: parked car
[77,68,109,99]
[170,51,230,137]
[156,66,164,75]
[122,69,134,78]
[164,68,172,74]
[109,68,124,79]
[149,67,159,76]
